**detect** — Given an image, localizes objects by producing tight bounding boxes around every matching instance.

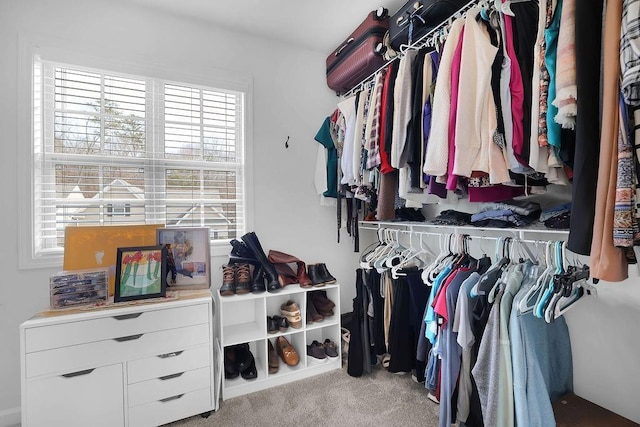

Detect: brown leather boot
[219,264,236,296]
[268,250,312,287]
[235,263,251,294]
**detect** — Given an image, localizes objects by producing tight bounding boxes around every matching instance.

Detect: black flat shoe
[267,316,278,334]
[240,355,258,380]
[273,315,289,332]
[235,343,253,372]
[224,345,239,379]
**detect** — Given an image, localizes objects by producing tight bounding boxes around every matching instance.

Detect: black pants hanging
[387,270,421,374]
[366,269,386,356]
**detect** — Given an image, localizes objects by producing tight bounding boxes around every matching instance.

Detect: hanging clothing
[453,9,499,178]
[391,49,419,169]
[621,0,640,106]
[553,0,577,129]
[544,0,563,152]
[338,95,357,185]
[567,0,605,255]
[424,18,465,177]
[590,0,629,282]
[511,1,540,167]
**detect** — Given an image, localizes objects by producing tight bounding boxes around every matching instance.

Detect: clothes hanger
[536,241,563,318]
[471,237,510,297]
[501,0,532,16]
[519,240,552,314]
[393,232,433,278]
[422,233,446,284]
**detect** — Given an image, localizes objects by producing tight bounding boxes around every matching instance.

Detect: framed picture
[64,224,163,296]
[114,246,167,302]
[156,227,211,290]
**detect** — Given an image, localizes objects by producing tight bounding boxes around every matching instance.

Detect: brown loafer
[276,336,299,366]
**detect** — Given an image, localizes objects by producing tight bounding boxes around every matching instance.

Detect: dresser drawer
[127,344,211,384]
[25,363,124,427]
[128,366,211,407]
[25,303,209,353]
[26,323,210,378]
[128,387,212,427]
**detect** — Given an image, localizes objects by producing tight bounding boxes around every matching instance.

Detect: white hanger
[502,0,532,16]
[519,240,552,314]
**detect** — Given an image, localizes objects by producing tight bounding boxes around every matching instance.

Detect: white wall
[0,0,360,424]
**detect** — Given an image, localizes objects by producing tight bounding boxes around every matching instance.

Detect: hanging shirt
[452,272,481,424]
[453,8,499,178]
[314,117,338,198]
[423,18,465,177]
[392,49,419,169]
[621,0,640,106]
[545,0,563,151]
[338,95,357,185]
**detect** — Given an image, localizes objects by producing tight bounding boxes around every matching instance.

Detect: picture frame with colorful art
[156,227,211,290]
[114,246,167,303]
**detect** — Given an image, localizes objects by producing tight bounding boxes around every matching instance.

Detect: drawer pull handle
[158,351,184,359]
[113,333,143,342]
[113,313,142,320]
[159,372,184,381]
[62,368,95,378]
[160,394,184,403]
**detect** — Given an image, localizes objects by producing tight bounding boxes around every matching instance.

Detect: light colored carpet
[167,364,440,427]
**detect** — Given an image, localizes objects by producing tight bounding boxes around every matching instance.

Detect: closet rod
[343,0,485,97]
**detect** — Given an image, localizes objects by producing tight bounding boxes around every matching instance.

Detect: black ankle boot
[241,232,280,292]
[317,263,336,284]
[307,264,325,287]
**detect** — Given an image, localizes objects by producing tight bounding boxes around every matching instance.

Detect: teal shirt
[314,117,338,198]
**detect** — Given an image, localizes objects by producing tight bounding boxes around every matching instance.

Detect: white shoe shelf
[214,283,341,400]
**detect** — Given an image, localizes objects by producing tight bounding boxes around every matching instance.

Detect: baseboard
[0,407,20,427]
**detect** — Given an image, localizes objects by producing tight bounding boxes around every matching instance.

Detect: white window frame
[17,34,254,269]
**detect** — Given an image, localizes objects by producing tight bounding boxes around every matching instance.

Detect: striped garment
[366,71,386,170]
[621,0,640,106]
[614,95,640,247]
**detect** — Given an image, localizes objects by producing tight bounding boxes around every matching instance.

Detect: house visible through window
[33,60,246,254]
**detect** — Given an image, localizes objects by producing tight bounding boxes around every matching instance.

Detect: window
[32,60,246,257]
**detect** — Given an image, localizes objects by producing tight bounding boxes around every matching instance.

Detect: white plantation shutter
[34,60,245,253]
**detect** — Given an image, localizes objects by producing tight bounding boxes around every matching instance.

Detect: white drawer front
[26,323,210,378]
[127,344,211,384]
[25,303,209,353]
[25,363,124,427]
[128,366,211,407]
[128,387,212,427]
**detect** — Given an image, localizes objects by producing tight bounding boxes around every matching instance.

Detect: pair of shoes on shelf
[306,339,339,364]
[267,315,289,334]
[280,300,302,328]
[306,293,324,324]
[219,263,253,296]
[268,250,313,288]
[268,340,279,374]
[224,343,257,380]
[229,233,280,293]
[309,291,336,317]
[307,263,336,287]
[275,336,299,366]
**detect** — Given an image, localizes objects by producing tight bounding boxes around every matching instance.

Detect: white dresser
[20,292,218,427]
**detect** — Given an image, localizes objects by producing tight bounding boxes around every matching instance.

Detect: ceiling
[114,0,408,53]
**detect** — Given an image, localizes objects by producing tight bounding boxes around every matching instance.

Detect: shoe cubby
[219,296,266,346]
[223,340,267,395]
[215,283,341,400]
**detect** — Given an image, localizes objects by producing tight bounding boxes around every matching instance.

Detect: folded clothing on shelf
[425,210,472,226]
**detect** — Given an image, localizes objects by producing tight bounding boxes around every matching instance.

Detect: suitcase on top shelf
[326,8,389,95]
[388,0,469,50]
